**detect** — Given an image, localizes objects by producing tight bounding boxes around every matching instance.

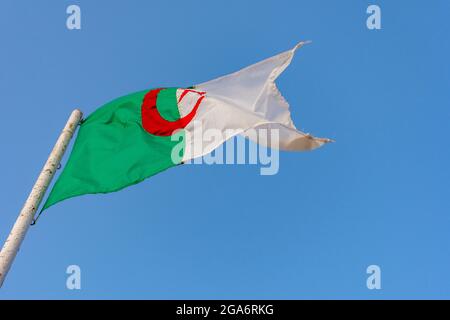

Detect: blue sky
[0,0,449,299]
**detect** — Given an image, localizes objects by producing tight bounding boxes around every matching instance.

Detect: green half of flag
[42,88,185,211]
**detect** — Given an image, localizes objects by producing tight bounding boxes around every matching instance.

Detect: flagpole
[0,109,83,288]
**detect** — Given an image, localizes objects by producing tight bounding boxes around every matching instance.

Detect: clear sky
[0,0,449,299]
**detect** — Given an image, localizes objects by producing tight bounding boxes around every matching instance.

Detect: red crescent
[141,88,205,136]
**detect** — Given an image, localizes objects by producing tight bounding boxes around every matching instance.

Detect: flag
[42,42,331,211]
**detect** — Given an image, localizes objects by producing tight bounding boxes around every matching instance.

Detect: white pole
[0,109,83,288]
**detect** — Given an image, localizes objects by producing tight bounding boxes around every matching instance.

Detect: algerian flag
[42,42,331,210]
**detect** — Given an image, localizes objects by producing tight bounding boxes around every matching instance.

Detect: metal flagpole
[0,109,83,288]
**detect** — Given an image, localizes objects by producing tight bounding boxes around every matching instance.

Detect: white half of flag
[177,42,332,162]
